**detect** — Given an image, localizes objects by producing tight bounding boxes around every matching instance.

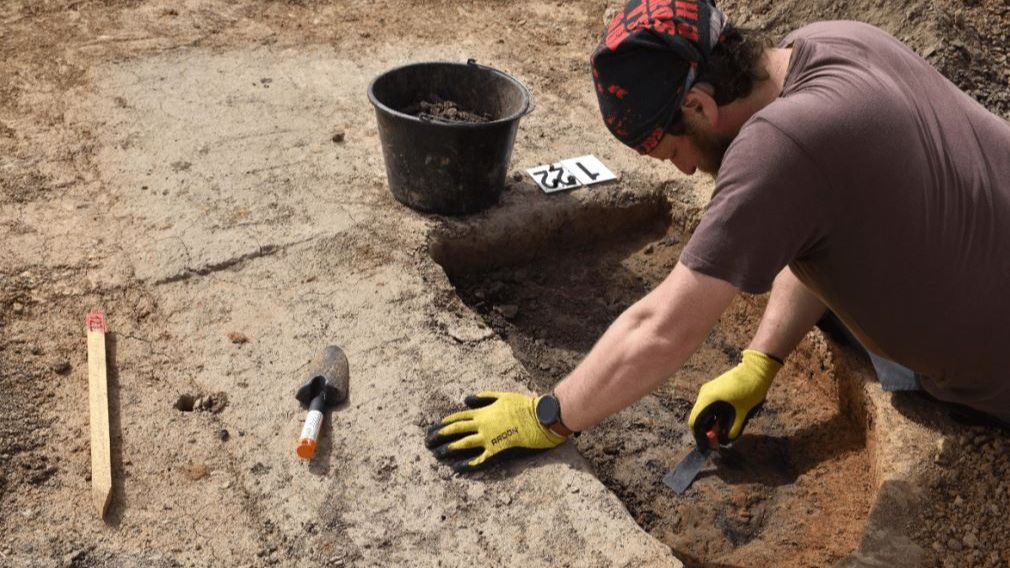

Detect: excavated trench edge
[427,186,928,566]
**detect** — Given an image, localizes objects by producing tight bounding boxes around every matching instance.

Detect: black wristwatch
[535,393,578,437]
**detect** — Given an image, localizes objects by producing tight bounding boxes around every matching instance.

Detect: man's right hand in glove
[688,349,783,443]
[425,391,567,473]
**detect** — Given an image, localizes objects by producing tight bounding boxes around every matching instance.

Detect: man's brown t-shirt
[680,21,1010,420]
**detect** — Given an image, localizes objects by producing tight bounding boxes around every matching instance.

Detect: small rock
[331,131,345,143]
[446,321,494,343]
[947,537,963,552]
[63,549,88,564]
[52,360,72,374]
[12,302,24,314]
[495,304,519,319]
[184,464,210,481]
[954,495,964,506]
[931,541,944,553]
[203,392,229,413]
[250,462,269,475]
[486,281,506,297]
[218,429,230,442]
[511,171,524,182]
[964,533,979,548]
[643,244,655,255]
[659,236,680,247]
[227,331,249,344]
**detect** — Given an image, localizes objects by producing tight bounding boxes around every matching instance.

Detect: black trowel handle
[692,401,734,449]
[693,400,765,447]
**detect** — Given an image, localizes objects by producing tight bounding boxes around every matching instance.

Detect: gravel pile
[912,426,1010,567]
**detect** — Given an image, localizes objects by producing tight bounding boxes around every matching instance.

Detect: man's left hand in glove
[425,391,567,473]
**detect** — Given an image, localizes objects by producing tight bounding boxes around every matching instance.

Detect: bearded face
[685,119,736,178]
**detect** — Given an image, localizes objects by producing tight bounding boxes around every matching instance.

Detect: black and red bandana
[591,0,729,154]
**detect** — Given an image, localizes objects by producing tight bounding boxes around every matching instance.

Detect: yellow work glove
[425,391,566,473]
[688,349,782,444]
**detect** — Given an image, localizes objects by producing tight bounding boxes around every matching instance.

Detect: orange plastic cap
[296,438,317,460]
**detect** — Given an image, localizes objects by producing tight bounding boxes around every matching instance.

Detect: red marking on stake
[86,311,106,333]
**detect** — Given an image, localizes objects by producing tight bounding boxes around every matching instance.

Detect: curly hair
[667,27,771,134]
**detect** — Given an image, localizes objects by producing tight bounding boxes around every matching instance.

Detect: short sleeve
[680,118,831,294]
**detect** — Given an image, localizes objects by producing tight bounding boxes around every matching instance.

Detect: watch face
[536,395,561,426]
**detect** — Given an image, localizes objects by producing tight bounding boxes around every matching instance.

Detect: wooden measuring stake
[86,311,112,518]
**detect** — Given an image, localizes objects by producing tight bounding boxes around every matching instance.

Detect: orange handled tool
[294,346,349,460]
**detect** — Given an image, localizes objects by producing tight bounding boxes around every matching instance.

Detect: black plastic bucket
[367,60,531,215]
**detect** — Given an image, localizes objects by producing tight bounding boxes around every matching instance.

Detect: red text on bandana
[605,0,701,51]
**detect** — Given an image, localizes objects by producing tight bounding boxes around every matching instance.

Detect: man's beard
[686,122,735,178]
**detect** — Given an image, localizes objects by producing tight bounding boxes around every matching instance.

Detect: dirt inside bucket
[408,97,492,123]
[446,221,873,567]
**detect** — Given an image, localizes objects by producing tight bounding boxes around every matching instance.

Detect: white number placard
[560,155,617,186]
[526,163,582,194]
[527,154,617,194]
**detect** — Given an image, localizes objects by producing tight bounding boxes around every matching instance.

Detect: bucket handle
[467,58,535,117]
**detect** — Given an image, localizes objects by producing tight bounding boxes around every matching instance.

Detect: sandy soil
[2,1,1009,567]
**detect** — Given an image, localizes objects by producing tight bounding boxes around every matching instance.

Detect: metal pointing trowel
[663,401,739,494]
[663,422,721,494]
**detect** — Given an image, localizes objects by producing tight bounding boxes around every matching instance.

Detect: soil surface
[2,0,1009,566]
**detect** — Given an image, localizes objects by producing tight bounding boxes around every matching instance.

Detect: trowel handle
[297,392,326,460]
[693,401,734,449]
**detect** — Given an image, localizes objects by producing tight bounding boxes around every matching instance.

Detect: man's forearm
[748,267,826,361]
[553,263,737,432]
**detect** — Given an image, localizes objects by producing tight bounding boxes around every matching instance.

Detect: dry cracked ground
[2,1,1009,567]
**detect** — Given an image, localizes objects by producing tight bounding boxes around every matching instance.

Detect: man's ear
[681,86,719,128]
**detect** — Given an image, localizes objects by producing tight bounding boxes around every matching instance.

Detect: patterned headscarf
[591,0,730,154]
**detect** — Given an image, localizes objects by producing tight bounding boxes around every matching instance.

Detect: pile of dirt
[910,424,1010,567]
[930,0,1010,118]
[409,98,492,123]
[451,223,872,567]
[720,0,1010,119]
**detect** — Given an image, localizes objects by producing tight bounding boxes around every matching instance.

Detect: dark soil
[451,222,873,567]
[409,98,492,123]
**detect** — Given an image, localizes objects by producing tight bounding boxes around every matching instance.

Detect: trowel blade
[663,448,710,494]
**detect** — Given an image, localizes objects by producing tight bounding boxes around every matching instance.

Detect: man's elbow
[619,301,703,357]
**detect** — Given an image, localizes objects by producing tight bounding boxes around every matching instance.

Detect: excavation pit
[430,188,876,567]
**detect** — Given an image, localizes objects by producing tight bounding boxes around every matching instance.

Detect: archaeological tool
[295,346,349,460]
[86,310,112,518]
[663,402,738,495]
